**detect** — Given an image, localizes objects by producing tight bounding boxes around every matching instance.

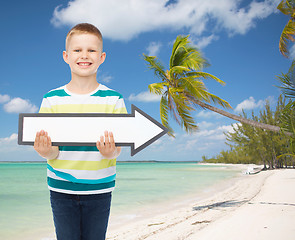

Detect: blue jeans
[50,190,112,240]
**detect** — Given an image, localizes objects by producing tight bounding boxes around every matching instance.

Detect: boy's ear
[63,51,69,64]
[100,52,106,64]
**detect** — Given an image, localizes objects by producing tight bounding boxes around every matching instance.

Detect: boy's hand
[96,131,121,159]
[34,130,59,160]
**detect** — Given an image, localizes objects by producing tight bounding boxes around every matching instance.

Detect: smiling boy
[33,23,127,240]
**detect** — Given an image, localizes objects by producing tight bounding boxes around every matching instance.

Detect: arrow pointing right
[18,105,168,156]
[118,105,168,156]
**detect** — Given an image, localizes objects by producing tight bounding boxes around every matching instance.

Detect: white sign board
[18,105,168,156]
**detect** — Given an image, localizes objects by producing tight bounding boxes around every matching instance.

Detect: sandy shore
[106,168,295,240]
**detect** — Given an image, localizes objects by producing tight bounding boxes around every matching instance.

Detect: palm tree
[277,0,295,58]
[277,61,295,98]
[276,1,295,162]
[143,35,285,137]
[277,101,295,161]
[277,58,295,160]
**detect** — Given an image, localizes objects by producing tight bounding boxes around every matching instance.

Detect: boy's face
[63,33,106,79]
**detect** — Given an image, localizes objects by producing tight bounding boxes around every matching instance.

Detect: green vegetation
[277,63,295,161]
[202,96,294,169]
[202,1,295,168]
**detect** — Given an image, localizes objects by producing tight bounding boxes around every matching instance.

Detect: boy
[34,23,127,240]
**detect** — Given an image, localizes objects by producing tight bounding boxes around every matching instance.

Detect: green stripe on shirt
[91,90,123,98]
[59,146,99,152]
[48,177,115,191]
[44,89,70,98]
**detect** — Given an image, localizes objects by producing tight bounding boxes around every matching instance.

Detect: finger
[44,132,49,147]
[96,140,101,150]
[39,135,45,147]
[100,135,105,146]
[109,132,115,148]
[34,131,40,148]
[104,131,110,147]
[48,136,52,148]
[43,134,48,146]
[109,132,114,144]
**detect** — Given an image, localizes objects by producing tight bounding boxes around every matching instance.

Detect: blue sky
[0,0,291,161]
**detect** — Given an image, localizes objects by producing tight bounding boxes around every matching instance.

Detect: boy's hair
[65,23,103,51]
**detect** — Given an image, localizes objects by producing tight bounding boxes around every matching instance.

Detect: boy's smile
[63,33,106,79]
[77,62,93,69]
[78,62,92,67]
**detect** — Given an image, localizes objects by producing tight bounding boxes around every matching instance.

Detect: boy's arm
[34,130,59,160]
[96,131,121,159]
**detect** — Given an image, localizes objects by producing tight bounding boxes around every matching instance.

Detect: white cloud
[197,123,239,142]
[218,123,240,133]
[198,121,214,129]
[0,133,35,159]
[234,96,274,112]
[0,133,19,154]
[0,133,18,143]
[176,123,237,152]
[51,0,279,42]
[146,41,162,56]
[3,98,38,113]
[0,94,10,103]
[192,34,219,49]
[129,91,161,102]
[99,73,113,83]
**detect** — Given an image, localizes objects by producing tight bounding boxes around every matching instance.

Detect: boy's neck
[66,75,100,94]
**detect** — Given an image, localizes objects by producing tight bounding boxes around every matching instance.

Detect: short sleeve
[113,97,127,114]
[38,97,53,113]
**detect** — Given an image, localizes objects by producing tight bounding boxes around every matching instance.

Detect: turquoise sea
[0,162,240,240]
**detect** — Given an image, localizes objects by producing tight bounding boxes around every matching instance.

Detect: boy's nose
[81,51,88,58]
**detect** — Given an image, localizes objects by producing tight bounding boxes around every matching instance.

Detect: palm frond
[160,96,175,137]
[167,89,180,125]
[170,35,208,70]
[277,0,295,15]
[168,87,198,133]
[148,82,166,95]
[186,71,226,85]
[170,66,191,75]
[170,35,190,68]
[279,19,295,57]
[143,54,167,81]
[180,77,209,101]
[280,101,295,134]
[277,60,295,98]
[206,92,232,109]
[181,47,208,70]
[277,73,295,98]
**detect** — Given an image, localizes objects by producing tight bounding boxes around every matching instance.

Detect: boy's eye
[89,50,96,52]
[74,50,81,52]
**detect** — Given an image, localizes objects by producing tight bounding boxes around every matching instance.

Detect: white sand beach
[106,168,295,240]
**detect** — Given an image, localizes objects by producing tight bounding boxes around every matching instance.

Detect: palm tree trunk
[187,96,293,136]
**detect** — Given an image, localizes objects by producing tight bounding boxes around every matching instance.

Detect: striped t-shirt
[39,84,127,195]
